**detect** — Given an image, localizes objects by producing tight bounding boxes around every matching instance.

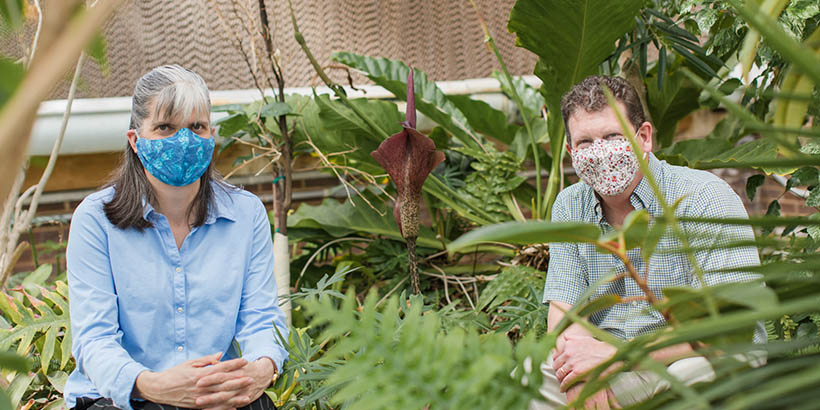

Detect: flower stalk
[371,69,445,294]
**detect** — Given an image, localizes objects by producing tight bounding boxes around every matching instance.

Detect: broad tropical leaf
[288,195,442,250]
[332,52,483,150]
[646,71,701,148]
[448,220,600,254]
[508,0,643,104]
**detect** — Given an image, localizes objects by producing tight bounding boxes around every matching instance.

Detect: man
[532,75,764,409]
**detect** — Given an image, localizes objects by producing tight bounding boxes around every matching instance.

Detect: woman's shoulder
[74,186,116,216]
[212,182,266,215]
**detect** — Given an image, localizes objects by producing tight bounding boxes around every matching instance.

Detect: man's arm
[548,301,593,350]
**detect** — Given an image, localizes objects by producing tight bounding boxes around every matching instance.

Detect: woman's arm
[232,199,289,370]
[67,199,150,410]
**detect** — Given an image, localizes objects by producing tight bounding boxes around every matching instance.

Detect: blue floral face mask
[136,127,215,187]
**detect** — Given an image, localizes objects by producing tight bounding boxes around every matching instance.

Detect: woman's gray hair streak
[105,65,228,231]
[129,64,211,132]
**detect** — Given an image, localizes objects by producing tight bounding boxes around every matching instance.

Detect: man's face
[565,102,652,154]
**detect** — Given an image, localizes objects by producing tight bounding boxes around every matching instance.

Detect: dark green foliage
[746,174,766,201]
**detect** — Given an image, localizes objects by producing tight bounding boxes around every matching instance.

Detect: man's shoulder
[553,181,596,220]
[659,161,746,218]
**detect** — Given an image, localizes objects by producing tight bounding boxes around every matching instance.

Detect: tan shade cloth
[2,0,537,99]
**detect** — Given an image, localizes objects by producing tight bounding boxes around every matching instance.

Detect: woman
[64,65,288,410]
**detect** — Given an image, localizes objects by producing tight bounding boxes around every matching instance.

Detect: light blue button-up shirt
[64,183,288,410]
[544,153,765,342]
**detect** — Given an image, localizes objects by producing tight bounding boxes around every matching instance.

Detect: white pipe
[28,76,542,156]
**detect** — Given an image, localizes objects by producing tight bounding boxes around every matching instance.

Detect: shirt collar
[141,182,237,224]
[592,152,663,224]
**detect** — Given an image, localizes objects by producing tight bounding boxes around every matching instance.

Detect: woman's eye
[157,124,170,132]
[192,123,205,131]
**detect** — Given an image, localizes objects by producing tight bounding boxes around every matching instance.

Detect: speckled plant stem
[406,236,420,295]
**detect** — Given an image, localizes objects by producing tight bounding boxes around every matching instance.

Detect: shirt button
[177,346,183,352]
[175,267,182,273]
[177,307,184,313]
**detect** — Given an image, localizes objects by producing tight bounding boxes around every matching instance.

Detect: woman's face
[140,100,212,140]
[127,99,213,152]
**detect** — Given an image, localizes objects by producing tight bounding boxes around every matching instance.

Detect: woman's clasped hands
[134,352,276,410]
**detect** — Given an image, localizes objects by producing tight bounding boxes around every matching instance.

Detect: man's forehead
[567,107,623,137]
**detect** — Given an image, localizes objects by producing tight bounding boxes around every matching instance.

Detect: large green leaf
[492,71,545,123]
[655,137,736,167]
[314,93,402,144]
[646,71,701,148]
[507,0,643,103]
[291,93,401,176]
[448,220,600,255]
[288,195,442,250]
[331,52,482,149]
[446,94,518,144]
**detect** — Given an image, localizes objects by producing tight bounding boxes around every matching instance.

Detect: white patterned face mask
[570,137,639,197]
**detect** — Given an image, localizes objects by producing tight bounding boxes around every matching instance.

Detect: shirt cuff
[241,331,289,374]
[543,288,582,307]
[110,361,149,410]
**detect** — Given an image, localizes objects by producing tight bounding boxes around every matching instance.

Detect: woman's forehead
[149,99,210,125]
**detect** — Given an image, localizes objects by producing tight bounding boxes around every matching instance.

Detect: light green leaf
[46,371,68,394]
[448,221,600,255]
[40,327,57,374]
[646,72,701,148]
[22,264,52,296]
[288,195,442,250]
[0,351,28,373]
[332,52,482,149]
[260,101,294,118]
[214,112,248,138]
[507,0,643,103]
[7,373,33,409]
[491,71,545,123]
[446,94,518,144]
[621,209,650,250]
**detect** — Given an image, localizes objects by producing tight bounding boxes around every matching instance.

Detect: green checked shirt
[544,153,766,343]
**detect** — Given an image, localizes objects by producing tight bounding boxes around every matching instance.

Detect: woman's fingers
[198,373,253,391]
[189,352,223,368]
[196,390,251,408]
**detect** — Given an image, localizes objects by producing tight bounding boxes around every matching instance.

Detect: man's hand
[195,357,277,409]
[134,353,251,408]
[565,382,617,409]
[553,334,617,391]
